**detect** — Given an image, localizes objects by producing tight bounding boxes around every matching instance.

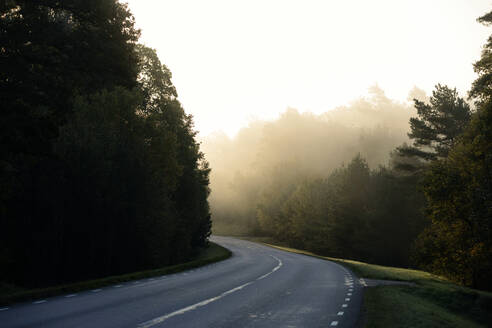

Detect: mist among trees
[203,10,492,291]
[203,86,418,236]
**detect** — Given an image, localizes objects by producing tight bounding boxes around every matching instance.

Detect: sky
[125,0,491,137]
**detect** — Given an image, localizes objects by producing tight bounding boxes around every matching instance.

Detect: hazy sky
[125,0,491,137]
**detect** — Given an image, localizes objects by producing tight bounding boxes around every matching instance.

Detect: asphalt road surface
[0,236,362,328]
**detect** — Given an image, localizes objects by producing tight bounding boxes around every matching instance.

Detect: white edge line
[138,256,283,328]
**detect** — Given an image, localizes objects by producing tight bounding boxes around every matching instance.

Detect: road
[0,236,362,328]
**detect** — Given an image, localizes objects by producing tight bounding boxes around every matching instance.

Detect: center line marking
[137,255,283,328]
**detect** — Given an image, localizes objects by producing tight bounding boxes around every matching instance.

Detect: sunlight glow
[125,0,491,137]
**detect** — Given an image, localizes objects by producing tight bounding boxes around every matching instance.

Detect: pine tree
[396,84,471,171]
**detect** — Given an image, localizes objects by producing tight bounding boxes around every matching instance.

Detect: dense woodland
[207,12,492,291]
[0,1,211,288]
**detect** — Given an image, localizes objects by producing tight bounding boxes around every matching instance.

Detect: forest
[206,11,492,291]
[0,1,211,288]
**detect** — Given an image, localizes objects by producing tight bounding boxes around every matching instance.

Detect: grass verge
[0,242,231,306]
[243,237,492,328]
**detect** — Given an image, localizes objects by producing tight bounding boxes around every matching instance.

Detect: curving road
[0,236,362,328]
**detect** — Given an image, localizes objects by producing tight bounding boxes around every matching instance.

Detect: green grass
[0,242,231,306]
[245,238,492,328]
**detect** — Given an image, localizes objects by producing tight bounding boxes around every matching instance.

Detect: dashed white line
[345,298,350,301]
[65,294,77,298]
[33,300,46,304]
[347,293,352,296]
[114,285,122,288]
[0,307,9,311]
[349,288,353,292]
[137,255,283,328]
[337,311,344,316]
[330,321,339,326]
[91,289,102,293]
[342,304,348,308]
[133,281,140,284]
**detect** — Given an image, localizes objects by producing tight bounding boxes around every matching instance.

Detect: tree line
[208,11,492,291]
[0,1,210,288]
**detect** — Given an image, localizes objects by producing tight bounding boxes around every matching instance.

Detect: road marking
[114,285,122,288]
[65,294,77,298]
[347,293,352,296]
[133,281,140,284]
[337,311,344,316]
[138,255,283,328]
[342,304,348,308]
[345,298,350,301]
[331,321,339,326]
[0,307,9,311]
[33,300,46,304]
[349,288,353,292]
[91,289,102,293]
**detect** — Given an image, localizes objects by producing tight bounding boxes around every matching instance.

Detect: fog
[201,86,425,234]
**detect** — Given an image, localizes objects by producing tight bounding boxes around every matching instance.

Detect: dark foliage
[413,10,492,291]
[0,1,210,288]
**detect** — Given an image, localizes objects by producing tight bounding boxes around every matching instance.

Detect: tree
[416,102,492,289]
[414,10,492,290]
[0,0,142,286]
[136,45,212,253]
[396,84,471,171]
[470,11,492,104]
[0,3,211,288]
